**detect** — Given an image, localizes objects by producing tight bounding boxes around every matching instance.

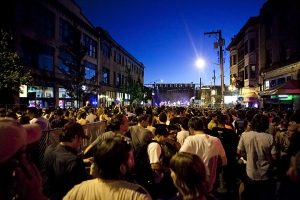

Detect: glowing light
[195,58,205,68]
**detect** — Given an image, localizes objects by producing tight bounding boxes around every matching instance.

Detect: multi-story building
[227,17,260,108]
[2,0,144,108]
[258,0,300,110]
[227,0,300,110]
[97,28,144,106]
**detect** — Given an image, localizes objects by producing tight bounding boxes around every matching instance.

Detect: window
[249,38,255,52]
[102,67,110,84]
[244,41,248,55]
[38,45,54,71]
[250,65,256,79]
[59,18,75,44]
[83,34,97,58]
[21,37,53,71]
[59,88,71,98]
[270,79,276,88]
[244,66,249,80]
[277,77,285,85]
[101,42,111,58]
[266,49,273,67]
[114,72,116,86]
[28,86,54,98]
[58,49,74,74]
[116,53,121,64]
[231,54,237,66]
[21,3,55,38]
[84,61,96,80]
[238,47,244,62]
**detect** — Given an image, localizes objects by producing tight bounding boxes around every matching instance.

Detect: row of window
[18,1,143,87]
[230,38,256,66]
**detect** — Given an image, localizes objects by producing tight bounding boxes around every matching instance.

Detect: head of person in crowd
[109,113,129,134]
[26,107,41,119]
[158,112,168,124]
[94,135,134,180]
[154,124,169,142]
[0,117,46,200]
[167,124,180,141]
[179,117,189,131]
[137,114,150,128]
[188,117,204,134]
[170,152,209,200]
[217,114,228,126]
[135,106,144,116]
[251,113,269,133]
[60,121,88,150]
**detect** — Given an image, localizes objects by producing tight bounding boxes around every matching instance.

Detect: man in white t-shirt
[237,113,277,200]
[180,116,227,192]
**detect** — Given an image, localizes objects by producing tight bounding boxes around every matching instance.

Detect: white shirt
[237,131,277,180]
[63,178,151,200]
[180,134,227,191]
[177,130,189,146]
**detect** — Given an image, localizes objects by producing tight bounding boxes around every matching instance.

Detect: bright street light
[195,57,205,68]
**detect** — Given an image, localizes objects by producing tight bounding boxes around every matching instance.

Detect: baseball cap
[0,117,42,164]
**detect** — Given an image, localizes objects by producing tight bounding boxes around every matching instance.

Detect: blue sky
[76,0,266,86]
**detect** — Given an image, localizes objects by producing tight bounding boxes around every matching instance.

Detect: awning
[260,80,300,96]
[244,92,258,98]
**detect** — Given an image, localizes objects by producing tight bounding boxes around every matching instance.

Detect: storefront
[20,85,55,108]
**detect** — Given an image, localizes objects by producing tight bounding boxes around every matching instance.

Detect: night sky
[76,0,266,86]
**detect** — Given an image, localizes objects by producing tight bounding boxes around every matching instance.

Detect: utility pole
[213,69,216,89]
[199,77,202,105]
[204,30,225,108]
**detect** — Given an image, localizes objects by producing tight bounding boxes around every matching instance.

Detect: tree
[58,28,87,108]
[121,66,145,104]
[0,30,32,105]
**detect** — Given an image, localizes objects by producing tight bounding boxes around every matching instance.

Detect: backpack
[234,118,245,136]
[133,140,177,186]
[133,141,155,188]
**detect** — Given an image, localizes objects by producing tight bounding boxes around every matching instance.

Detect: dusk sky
[76,0,266,86]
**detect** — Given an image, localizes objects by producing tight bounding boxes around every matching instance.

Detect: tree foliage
[0,30,32,93]
[121,66,145,104]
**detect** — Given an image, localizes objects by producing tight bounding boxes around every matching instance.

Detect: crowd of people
[0,103,300,200]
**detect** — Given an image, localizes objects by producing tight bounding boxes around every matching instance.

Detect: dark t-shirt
[211,127,238,163]
[43,144,88,200]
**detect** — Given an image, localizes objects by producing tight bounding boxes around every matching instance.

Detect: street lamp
[195,57,205,68]
[194,57,205,106]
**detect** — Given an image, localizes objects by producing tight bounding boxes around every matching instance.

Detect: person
[50,109,69,129]
[176,117,190,146]
[27,107,50,131]
[86,108,98,123]
[142,124,178,199]
[169,152,210,200]
[43,121,89,200]
[84,113,129,156]
[207,113,218,131]
[180,117,227,193]
[237,113,277,200]
[129,114,154,151]
[77,111,89,125]
[0,117,47,200]
[63,135,152,200]
[211,114,239,194]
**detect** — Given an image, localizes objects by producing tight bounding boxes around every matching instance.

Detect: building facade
[227,0,300,110]
[2,0,144,108]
